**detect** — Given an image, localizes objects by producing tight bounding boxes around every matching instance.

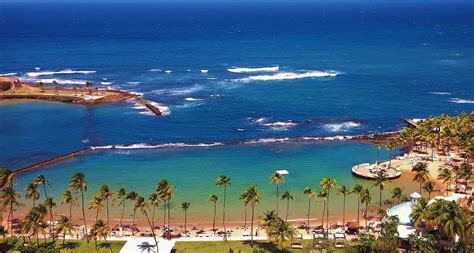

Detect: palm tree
[91,219,113,253]
[0,187,21,236]
[373,171,386,211]
[61,190,77,220]
[208,194,218,234]
[410,197,429,231]
[98,184,115,226]
[281,190,293,221]
[386,142,396,169]
[117,188,127,228]
[317,189,328,230]
[374,142,381,163]
[0,225,7,242]
[215,175,231,241]
[132,195,145,235]
[180,201,191,234]
[44,196,57,239]
[269,172,285,216]
[259,210,278,234]
[432,200,467,242]
[162,183,175,240]
[337,185,350,229]
[422,181,435,199]
[68,172,88,233]
[89,196,105,224]
[126,191,138,228]
[156,179,170,230]
[25,182,40,208]
[148,192,160,230]
[438,168,454,195]
[360,189,371,229]
[136,195,159,251]
[56,215,74,245]
[267,218,297,250]
[320,177,336,232]
[352,184,364,224]
[412,162,430,194]
[0,168,16,189]
[391,187,402,204]
[241,186,262,248]
[303,187,316,233]
[34,174,50,200]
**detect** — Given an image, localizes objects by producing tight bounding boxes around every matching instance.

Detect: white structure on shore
[386,192,421,239]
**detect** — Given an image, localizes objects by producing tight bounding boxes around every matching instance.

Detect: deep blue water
[0,2,473,168]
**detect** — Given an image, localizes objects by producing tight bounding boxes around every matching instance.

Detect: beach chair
[333,233,346,248]
[290,234,304,249]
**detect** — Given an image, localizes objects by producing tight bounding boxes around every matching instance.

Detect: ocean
[0,1,473,224]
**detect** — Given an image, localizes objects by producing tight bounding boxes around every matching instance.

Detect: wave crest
[227,66,279,73]
[236,70,339,82]
[323,121,361,132]
[449,98,474,104]
[26,69,96,77]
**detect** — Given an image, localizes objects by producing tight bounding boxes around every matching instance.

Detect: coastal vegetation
[0,112,473,252]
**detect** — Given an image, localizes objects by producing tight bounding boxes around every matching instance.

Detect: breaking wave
[449,98,474,104]
[26,69,96,77]
[227,66,279,73]
[185,97,203,101]
[236,70,340,82]
[23,78,88,85]
[0,72,17,77]
[152,85,204,96]
[429,91,451,95]
[91,142,224,150]
[323,121,361,132]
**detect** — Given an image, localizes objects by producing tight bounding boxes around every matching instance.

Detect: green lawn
[56,240,126,253]
[174,240,349,253]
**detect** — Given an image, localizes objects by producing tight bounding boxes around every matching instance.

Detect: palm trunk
[285,198,290,221]
[50,206,55,240]
[120,201,126,228]
[250,205,255,248]
[420,182,422,195]
[321,199,326,229]
[143,210,159,251]
[326,192,330,236]
[152,204,156,229]
[163,202,166,229]
[69,202,73,220]
[167,200,171,240]
[223,185,227,241]
[213,202,216,235]
[276,184,279,216]
[342,195,346,229]
[96,209,99,223]
[132,209,136,235]
[357,198,360,224]
[9,203,13,237]
[244,205,247,229]
[106,197,109,226]
[81,189,87,234]
[184,210,187,234]
[306,198,311,233]
[365,202,368,229]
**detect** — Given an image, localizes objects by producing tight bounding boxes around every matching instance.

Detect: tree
[241,186,262,248]
[25,182,40,208]
[156,179,169,230]
[267,218,297,250]
[68,172,88,233]
[98,184,115,226]
[320,177,336,234]
[55,215,74,245]
[89,196,105,224]
[0,225,6,242]
[376,216,400,250]
[116,188,127,227]
[281,190,293,221]
[354,232,376,252]
[215,175,231,241]
[412,162,430,194]
[410,197,429,231]
[373,171,386,212]
[126,191,138,228]
[34,174,50,200]
[360,189,371,229]
[44,196,57,239]
[317,189,328,230]
[431,200,468,242]
[61,190,77,220]
[303,187,316,233]
[269,172,285,216]
[259,210,278,235]
[180,201,190,234]
[438,168,454,195]
[162,183,175,240]
[386,142,396,169]
[148,192,160,230]
[132,195,145,235]
[337,185,350,229]
[352,184,364,224]
[90,219,112,253]
[391,187,402,204]
[208,194,218,234]
[136,195,159,250]
[0,168,16,189]
[422,181,435,199]
[407,233,437,252]
[0,187,21,236]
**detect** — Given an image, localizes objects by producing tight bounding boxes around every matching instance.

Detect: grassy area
[0,238,126,253]
[174,240,349,253]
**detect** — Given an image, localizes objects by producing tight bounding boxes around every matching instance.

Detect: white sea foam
[149,101,171,115]
[101,82,112,85]
[261,121,298,127]
[25,78,89,85]
[0,72,17,77]
[227,66,279,73]
[201,69,208,73]
[152,85,203,96]
[91,142,224,150]
[430,91,451,95]
[34,67,41,70]
[207,77,218,80]
[449,98,474,104]
[26,69,96,77]
[165,70,172,74]
[185,97,203,101]
[148,68,162,72]
[254,117,268,123]
[127,81,141,85]
[236,70,339,82]
[323,121,361,132]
